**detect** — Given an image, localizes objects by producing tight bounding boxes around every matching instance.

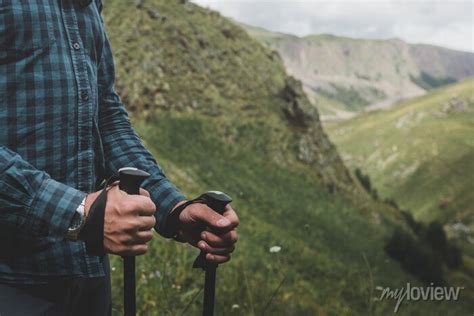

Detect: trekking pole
[192,191,233,316]
[118,167,150,316]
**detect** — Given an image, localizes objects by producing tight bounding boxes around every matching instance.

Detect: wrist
[66,197,87,240]
[84,191,101,218]
[162,199,195,239]
[66,191,101,241]
[172,200,188,213]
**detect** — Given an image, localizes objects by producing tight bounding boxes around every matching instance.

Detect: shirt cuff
[26,178,87,237]
[148,179,186,236]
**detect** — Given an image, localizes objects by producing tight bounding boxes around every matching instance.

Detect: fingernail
[198,241,206,250]
[217,218,230,227]
[207,254,214,261]
[201,232,206,239]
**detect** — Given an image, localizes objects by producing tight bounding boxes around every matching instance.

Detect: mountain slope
[242,24,474,120]
[102,1,473,314]
[325,79,474,296]
[325,78,474,237]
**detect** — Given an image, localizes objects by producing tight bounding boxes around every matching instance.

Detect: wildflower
[172,284,181,291]
[149,270,161,279]
[232,304,239,309]
[269,246,281,253]
[111,266,116,272]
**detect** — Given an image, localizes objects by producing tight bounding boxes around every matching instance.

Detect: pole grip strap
[161,198,205,240]
[78,174,119,256]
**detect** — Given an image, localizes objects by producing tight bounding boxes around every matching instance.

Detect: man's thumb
[196,206,231,230]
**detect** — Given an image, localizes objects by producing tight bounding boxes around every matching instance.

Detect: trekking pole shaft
[191,191,232,316]
[203,265,217,316]
[124,257,136,316]
[119,168,150,316]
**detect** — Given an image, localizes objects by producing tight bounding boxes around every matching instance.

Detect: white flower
[148,270,161,279]
[232,304,240,309]
[111,266,116,272]
[269,246,281,253]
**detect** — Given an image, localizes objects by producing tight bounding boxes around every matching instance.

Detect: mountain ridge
[241,22,474,120]
[241,22,474,54]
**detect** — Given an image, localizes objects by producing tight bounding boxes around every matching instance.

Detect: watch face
[69,211,83,231]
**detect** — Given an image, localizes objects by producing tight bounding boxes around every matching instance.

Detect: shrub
[425,221,447,251]
[400,210,422,235]
[444,245,462,269]
[385,229,444,285]
[354,167,378,200]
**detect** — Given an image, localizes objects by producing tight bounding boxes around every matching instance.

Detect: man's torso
[0,0,108,283]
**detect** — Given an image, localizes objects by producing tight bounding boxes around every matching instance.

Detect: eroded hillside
[243,24,474,120]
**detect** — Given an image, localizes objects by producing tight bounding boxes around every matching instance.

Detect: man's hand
[176,203,239,264]
[85,186,156,256]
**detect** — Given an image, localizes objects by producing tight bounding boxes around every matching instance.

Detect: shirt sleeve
[0,146,86,238]
[96,17,186,235]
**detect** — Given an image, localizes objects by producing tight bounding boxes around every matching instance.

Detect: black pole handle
[119,167,150,195]
[119,167,150,316]
[192,191,232,316]
[192,191,232,270]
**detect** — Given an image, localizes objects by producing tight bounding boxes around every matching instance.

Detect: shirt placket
[59,0,95,275]
[59,1,93,192]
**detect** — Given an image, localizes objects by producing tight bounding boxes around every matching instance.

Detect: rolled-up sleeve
[0,146,86,238]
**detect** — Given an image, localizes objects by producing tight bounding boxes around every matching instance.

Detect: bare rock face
[279,77,356,192]
[281,76,319,128]
[298,130,332,164]
[297,126,355,193]
[442,97,469,114]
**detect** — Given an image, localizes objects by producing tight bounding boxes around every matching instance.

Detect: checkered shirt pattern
[0,0,185,283]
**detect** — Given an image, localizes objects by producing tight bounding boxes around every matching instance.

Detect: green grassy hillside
[102,1,473,314]
[326,79,474,287]
[326,79,474,224]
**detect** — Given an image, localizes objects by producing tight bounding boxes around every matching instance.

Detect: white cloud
[191,0,474,52]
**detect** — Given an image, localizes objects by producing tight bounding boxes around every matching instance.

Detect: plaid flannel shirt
[0,0,186,283]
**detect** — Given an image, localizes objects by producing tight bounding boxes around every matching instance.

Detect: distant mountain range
[241,23,474,120]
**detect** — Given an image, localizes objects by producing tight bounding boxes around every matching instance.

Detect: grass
[102,1,474,314]
[326,79,474,307]
[326,78,474,224]
[106,112,473,315]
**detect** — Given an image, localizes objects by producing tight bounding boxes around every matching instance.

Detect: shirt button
[80,91,89,101]
[72,42,81,50]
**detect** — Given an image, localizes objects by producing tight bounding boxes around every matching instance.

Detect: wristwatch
[66,197,87,240]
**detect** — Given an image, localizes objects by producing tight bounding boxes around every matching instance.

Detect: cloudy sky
[191,0,474,52]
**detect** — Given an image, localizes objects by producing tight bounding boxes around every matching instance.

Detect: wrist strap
[78,174,119,256]
[161,198,205,239]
